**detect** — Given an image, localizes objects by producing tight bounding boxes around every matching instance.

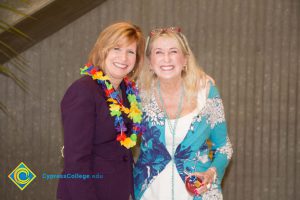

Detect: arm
[192,84,232,194]
[208,84,233,181]
[61,79,98,200]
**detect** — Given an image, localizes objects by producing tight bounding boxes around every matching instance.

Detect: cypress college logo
[8,162,36,190]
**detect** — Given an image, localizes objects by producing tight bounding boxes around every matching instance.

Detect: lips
[113,62,128,69]
[160,65,175,71]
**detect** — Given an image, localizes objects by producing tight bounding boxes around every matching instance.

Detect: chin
[114,72,130,79]
[158,74,180,80]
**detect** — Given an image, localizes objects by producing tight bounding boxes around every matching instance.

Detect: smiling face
[104,40,137,86]
[149,36,187,81]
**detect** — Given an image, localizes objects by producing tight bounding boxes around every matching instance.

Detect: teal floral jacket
[133,84,233,200]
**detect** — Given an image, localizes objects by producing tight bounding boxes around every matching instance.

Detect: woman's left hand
[190,167,216,195]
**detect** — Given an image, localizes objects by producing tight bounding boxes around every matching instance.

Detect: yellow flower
[109,104,121,116]
[128,103,142,123]
[121,105,130,114]
[121,138,136,149]
[92,71,109,80]
[107,98,117,104]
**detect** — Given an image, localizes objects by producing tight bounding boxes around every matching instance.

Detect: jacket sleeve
[61,79,98,200]
[208,85,233,181]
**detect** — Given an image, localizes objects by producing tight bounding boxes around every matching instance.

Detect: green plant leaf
[0,3,35,19]
[20,0,31,4]
[0,101,8,115]
[0,20,31,40]
[0,40,21,57]
[0,64,28,92]
[0,48,29,73]
[0,1,33,114]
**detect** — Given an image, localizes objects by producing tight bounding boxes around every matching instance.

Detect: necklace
[157,81,184,200]
[115,87,123,101]
[80,63,144,149]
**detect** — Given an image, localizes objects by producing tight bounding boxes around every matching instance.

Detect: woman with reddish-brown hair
[57,22,145,200]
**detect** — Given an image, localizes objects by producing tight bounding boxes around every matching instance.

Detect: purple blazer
[57,76,134,200]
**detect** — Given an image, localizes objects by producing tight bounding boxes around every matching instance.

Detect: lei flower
[80,63,144,149]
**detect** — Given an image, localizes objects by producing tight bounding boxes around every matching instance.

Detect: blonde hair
[88,22,145,80]
[138,30,207,102]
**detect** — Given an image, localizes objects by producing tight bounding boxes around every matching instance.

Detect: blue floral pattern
[134,84,233,200]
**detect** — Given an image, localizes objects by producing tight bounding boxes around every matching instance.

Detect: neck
[109,78,122,90]
[158,78,183,96]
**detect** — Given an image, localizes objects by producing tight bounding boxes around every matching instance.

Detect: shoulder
[61,76,100,106]
[196,77,222,110]
[196,77,215,100]
[197,75,220,99]
[68,76,98,91]
[207,82,221,99]
[65,76,100,96]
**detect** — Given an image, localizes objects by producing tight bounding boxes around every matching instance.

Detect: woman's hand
[190,167,217,195]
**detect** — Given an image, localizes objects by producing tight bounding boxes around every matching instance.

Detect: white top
[141,87,207,200]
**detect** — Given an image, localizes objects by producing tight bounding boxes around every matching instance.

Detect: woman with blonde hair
[134,27,233,200]
[57,22,145,200]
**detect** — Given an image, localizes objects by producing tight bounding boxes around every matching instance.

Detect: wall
[0,0,299,199]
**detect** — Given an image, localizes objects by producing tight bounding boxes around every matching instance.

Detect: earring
[149,66,155,74]
[183,65,188,71]
[150,69,155,76]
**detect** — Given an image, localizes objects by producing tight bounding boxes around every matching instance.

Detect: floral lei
[80,63,144,149]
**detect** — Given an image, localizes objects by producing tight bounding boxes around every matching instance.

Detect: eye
[113,47,120,51]
[155,50,163,55]
[128,50,136,55]
[170,50,178,54]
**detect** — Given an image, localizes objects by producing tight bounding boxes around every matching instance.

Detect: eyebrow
[153,47,179,50]
[114,45,136,51]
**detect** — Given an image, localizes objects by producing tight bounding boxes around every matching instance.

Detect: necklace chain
[157,81,184,200]
[115,87,123,101]
[157,81,184,135]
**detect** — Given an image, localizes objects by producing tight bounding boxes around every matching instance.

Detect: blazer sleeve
[61,79,98,200]
[208,84,233,181]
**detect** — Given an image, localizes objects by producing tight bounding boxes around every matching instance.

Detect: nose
[119,51,128,62]
[163,53,170,63]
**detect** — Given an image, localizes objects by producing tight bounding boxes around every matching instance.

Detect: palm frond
[0,1,32,114]
[0,64,28,92]
[0,40,21,57]
[0,101,8,115]
[0,47,29,73]
[0,20,31,40]
[0,3,35,20]
[0,40,29,72]
[20,0,31,4]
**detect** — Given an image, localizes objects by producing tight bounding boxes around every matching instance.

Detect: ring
[206,183,211,190]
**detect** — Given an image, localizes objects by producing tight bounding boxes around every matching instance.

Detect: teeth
[114,62,127,69]
[160,65,174,71]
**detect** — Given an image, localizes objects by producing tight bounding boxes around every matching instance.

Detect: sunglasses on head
[149,27,181,37]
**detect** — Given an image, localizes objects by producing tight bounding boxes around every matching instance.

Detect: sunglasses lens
[150,28,163,36]
[150,27,181,37]
[168,27,180,32]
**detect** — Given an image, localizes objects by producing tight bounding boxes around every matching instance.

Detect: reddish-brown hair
[88,22,145,80]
